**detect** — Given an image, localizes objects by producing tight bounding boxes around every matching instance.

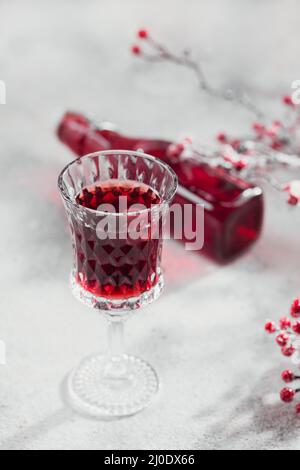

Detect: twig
[137,35,265,119]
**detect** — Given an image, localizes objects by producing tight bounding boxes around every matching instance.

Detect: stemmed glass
[58,150,178,418]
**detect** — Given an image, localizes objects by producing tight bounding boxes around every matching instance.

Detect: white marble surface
[1,0,300,450]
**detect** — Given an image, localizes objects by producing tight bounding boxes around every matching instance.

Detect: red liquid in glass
[73,181,162,300]
[58,112,264,263]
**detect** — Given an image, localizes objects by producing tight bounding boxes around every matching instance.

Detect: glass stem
[108,319,125,359]
[105,319,127,379]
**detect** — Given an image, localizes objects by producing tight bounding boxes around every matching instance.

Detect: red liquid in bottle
[73,180,162,300]
[58,112,264,263]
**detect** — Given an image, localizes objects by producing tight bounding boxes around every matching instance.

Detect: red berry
[291,299,300,318]
[276,332,289,347]
[137,29,149,39]
[293,321,300,334]
[296,403,300,415]
[279,317,291,330]
[282,345,295,357]
[288,195,299,206]
[283,95,294,106]
[217,133,227,143]
[280,388,296,403]
[266,128,277,138]
[176,143,185,153]
[265,321,277,334]
[231,139,241,150]
[282,370,295,383]
[252,122,265,135]
[271,139,284,151]
[131,45,142,56]
[234,160,247,171]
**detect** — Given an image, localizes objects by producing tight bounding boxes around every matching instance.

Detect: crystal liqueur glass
[58,151,178,418]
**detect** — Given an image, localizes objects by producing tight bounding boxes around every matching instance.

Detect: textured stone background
[0,0,300,450]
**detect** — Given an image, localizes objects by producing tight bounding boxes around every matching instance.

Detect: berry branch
[265,299,300,415]
[131,29,300,206]
[131,29,264,119]
[167,130,300,206]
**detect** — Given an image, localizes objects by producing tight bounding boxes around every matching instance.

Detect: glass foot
[67,354,159,418]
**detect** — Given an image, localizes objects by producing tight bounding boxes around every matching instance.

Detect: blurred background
[1,0,300,450]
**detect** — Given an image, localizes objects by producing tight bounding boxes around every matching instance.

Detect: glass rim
[58,150,178,217]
